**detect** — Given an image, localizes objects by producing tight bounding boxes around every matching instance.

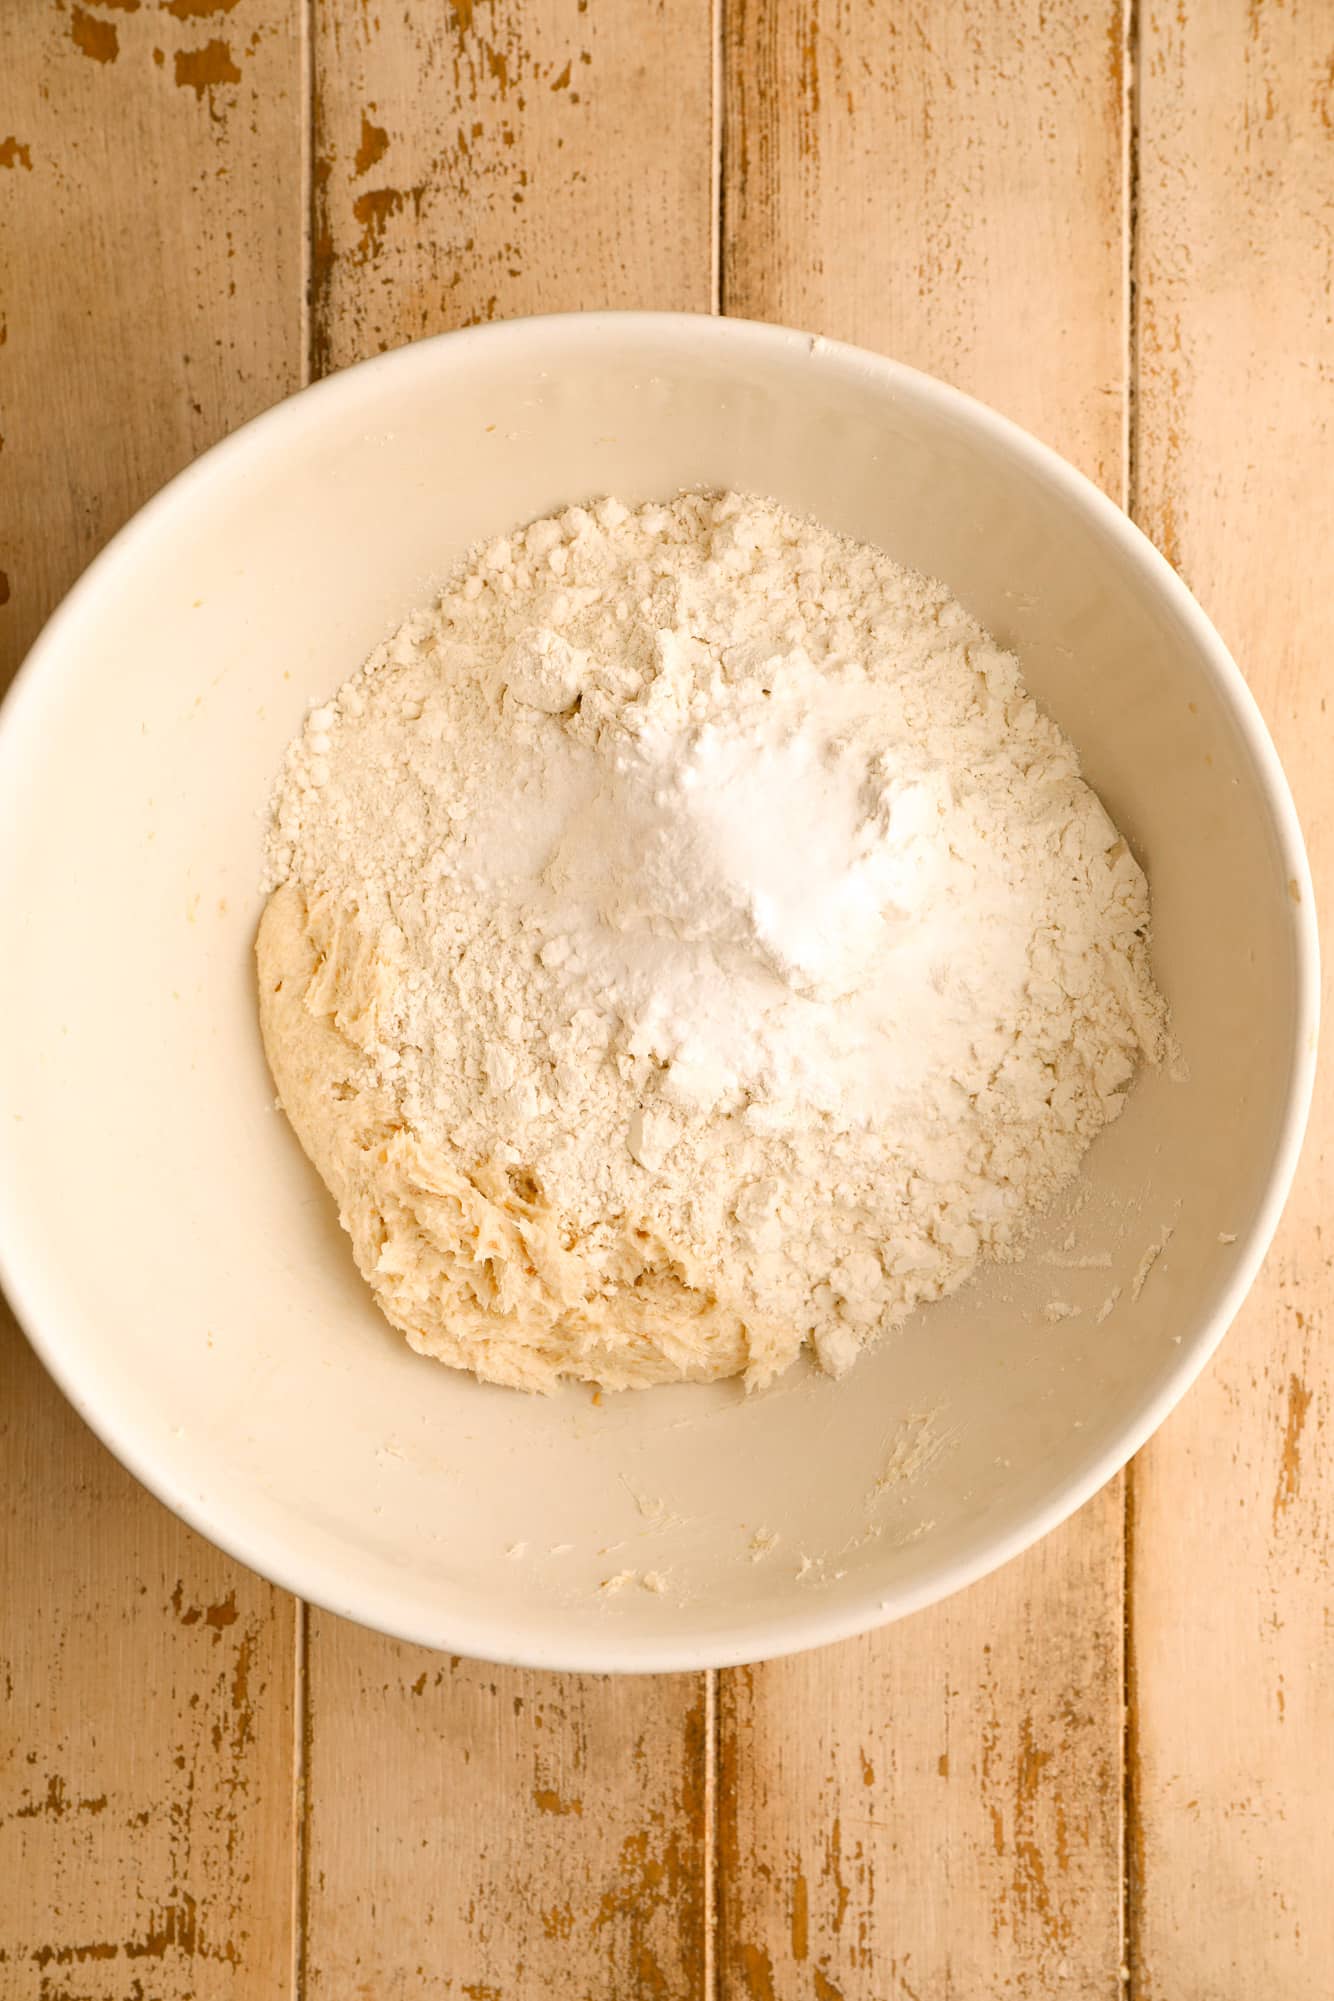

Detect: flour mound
[259,491,1166,1392]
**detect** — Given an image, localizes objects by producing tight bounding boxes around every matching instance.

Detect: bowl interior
[0,317,1314,1668]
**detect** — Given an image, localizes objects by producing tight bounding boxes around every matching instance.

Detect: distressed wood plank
[304,1648,708,1999]
[721,1501,1124,1998]
[0,0,305,668]
[720,4,1130,1993]
[723,0,1129,495]
[0,3,303,1993]
[0,1319,298,1996]
[312,0,715,374]
[1129,4,1334,1994]
[303,4,714,1994]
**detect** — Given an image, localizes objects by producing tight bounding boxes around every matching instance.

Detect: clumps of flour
[261,490,1167,1390]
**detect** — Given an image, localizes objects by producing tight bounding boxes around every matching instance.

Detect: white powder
[263,490,1167,1388]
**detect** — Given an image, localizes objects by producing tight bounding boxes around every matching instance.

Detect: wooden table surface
[2,2,1331,1994]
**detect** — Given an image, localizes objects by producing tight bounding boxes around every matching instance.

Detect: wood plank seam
[1123,1446,1143,1999]
[1123,0,1153,1987]
[707,12,723,1992]
[712,0,725,316]
[706,1666,720,2001]
[292,1602,311,2001]
[1123,7,1141,1992]
[1121,0,1139,520]
[295,6,316,1995]
[716,0,729,318]
[300,0,316,398]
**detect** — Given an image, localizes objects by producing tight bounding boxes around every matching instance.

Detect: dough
[257,884,770,1391]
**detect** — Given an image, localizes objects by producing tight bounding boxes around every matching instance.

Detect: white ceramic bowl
[0,314,1317,1671]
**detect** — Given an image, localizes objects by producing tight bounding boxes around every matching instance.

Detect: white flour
[261,491,1167,1389]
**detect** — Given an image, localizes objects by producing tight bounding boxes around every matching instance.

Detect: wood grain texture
[303,1640,708,1999]
[0,1320,297,1998]
[719,4,1131,1993]
[723,0,1131,495]
[1129,2,1334,1994]
[720,1499,1126,2000]
[302,5,716,1994]
[311,0,716,374]
[0,0,305,672]
[0,2,303,1993]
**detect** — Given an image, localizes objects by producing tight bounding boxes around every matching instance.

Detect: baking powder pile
[258,490,1166,1391]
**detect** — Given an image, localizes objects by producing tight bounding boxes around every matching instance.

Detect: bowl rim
[0,308,1320,1671]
